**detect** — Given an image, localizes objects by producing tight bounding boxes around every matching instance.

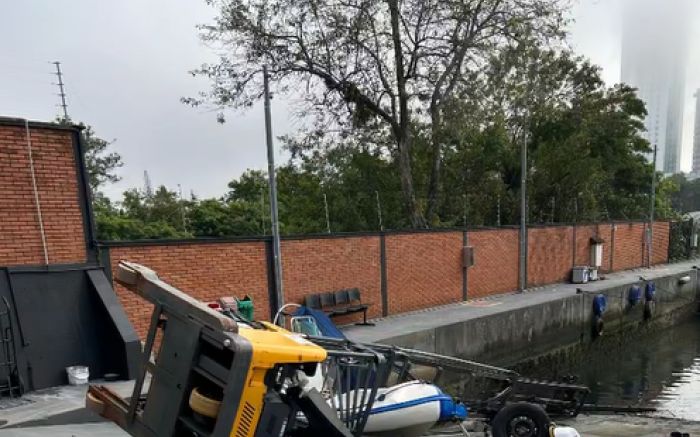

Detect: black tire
[592,315,604,338]
[491,402,551,437]
[643,300,655,320]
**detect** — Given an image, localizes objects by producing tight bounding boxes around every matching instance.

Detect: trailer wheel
[491,402,551,437]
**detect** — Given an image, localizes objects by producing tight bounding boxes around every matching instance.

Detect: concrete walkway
[0,381,136,431]
[0,423,125,437]
[343,260,699,345]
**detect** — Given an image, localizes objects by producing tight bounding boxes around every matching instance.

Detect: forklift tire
[189,387,221,419]
[491,402,551,437]
[85,391,105,415]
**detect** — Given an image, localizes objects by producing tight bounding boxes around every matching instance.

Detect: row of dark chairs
[304,288,373,325]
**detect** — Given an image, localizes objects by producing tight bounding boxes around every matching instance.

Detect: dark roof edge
[0,116,84,132]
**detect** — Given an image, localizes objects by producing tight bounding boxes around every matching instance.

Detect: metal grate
[316,343,386,436]
[236,402,256,437]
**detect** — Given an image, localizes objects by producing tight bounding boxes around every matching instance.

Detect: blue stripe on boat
[368,394,453,415]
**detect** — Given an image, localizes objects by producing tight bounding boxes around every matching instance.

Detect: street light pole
[648,143,658,267]
[519,136,528,292]
[263,65,285,311]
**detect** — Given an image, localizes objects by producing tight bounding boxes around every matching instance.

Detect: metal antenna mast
[52,61,69,120]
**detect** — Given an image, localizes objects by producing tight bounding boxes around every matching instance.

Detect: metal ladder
[0,296,22,398]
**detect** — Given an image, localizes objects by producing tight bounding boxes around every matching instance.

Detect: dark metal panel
[265,239,277,319]
[98,246,113,283]
[572,225,577,267]
[72,130,98,263]
[462,231,468,301]
[380,234,388,317]
[610,224,616,271]
[0,267,140,390]
[86,269,140,379]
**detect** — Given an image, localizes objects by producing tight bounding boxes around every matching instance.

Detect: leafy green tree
[82,126,122,194]
[56,117,123,195]
[187,0,569,227]
[188,199,263,237]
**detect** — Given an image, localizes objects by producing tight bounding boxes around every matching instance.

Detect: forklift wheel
[85,391,105,415]
[189,387,222,419]
[491,402,551,437]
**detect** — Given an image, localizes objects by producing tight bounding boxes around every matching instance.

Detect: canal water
[513,315,700,421]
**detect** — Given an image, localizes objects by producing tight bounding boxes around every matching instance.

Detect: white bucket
[66,365,89,385]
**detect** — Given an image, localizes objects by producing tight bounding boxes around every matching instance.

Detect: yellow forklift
[87,262,588,437]
[87,262,383,437]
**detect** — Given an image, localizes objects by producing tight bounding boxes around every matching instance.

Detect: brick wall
[528,226,574,286]
[468,229,519,298]
[652,221,670,265]
[282,236,382,322]
[106,222,671,336]
[612,222,646,271]
[108,242,269,338]
[385,232,463,314]
[0,122,87,266]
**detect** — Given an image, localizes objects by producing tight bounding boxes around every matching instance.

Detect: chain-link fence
[668,219,698,261]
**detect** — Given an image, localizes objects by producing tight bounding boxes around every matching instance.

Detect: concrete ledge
[344,260,700,364]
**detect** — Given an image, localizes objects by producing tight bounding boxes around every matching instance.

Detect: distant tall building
[621,0,690,174]
[694,91,700,174]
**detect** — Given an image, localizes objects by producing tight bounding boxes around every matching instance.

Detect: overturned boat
[362,381,467,436]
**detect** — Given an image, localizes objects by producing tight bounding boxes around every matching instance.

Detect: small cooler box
[572,266,590,284]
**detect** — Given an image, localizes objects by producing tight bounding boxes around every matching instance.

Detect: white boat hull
[333,381,466,437]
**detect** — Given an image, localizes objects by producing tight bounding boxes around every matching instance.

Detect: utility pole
[496,194,501,227]
[375,191,384,231]
[648,143,658,267]
[519,136,528,292]
[463,194,468,228]
[323,193,331,234]
[263,65,285,312]
[52,61,69,120]
[177,184,187,232]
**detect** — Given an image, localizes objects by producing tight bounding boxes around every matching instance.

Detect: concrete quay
[344,260,700,365]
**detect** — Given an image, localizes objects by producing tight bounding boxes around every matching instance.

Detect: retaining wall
[371,264,699,366]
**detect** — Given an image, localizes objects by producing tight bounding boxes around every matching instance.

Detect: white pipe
[273,303,301,326]
[24,120,49,264]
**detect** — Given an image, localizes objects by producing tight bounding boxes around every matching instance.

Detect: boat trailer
[310,336,590,421]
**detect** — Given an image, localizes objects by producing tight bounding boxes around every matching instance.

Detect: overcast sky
[1,0,698,200]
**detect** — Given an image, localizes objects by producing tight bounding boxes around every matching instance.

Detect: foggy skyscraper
[621,0,690,174]
[694,91,700,174]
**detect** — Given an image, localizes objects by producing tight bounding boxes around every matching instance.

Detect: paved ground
[343,260,699,344]
[2,414,698,436]
[564,414,700,437]
[0,381,135,432]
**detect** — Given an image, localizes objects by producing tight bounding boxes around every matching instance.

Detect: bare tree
[186,0,569,227]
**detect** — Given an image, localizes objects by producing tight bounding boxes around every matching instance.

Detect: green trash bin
[236,295,254,321]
